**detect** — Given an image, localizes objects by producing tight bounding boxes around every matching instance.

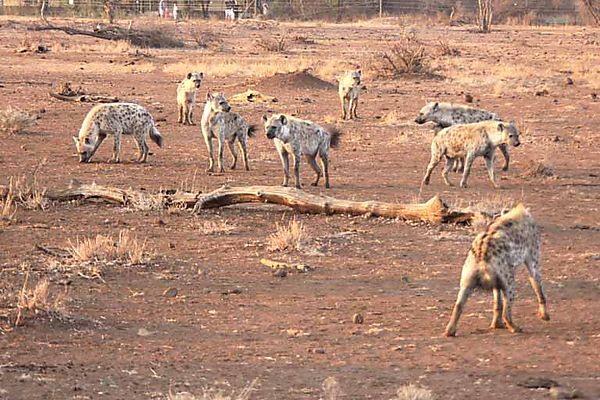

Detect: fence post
[379,0,382,17]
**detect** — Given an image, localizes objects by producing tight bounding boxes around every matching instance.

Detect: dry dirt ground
[0,15,599,400]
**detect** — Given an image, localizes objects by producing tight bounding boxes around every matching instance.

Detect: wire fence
[0,0,594,25]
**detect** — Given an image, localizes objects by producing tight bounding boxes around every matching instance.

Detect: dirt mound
[256,69,336,91]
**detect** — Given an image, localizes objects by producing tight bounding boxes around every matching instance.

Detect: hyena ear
[433,102,439,111]
[279,115,287,125]
[72,136,79,147]
[187,72,193,80]
[262,114,268,123]
[206,91,212,100]
[498,122,505,132]
[199,72,204,78]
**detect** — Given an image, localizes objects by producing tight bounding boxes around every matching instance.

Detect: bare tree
[477,0,493,32]
[581,0,600,25]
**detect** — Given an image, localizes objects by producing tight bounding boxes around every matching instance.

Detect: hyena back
[177,72,204,125]
[263,113,341,189]
[444,203,550,336]
[338,69,362,120]
[72,102,163,163]
[415,101,511,172]
[201,92,255,172]
[422,120,520,188]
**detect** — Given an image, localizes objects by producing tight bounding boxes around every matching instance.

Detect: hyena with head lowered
[72,103,163,163]
[422,120,520,188]
[444,203,550,337]
[338,69,363,120]
[263,113,341,189]
[177,72,204,125]
[415,101,511,172]
[201,92,256,173]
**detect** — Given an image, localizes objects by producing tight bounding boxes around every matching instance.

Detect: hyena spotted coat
[422,120,520,188]
[444,203,550,337]
[338,69,363,120]
[201,92,256,173]
[72,103,163,163]
[263,113,341,189]
[177,72,204,125]
[415,101,511,172]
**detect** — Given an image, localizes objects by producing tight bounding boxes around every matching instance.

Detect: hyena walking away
[201,92,256,173]
[177,72,204,125]
[444,203,550,337]
[422,120,520,188]
[72,103,163,163]
[415,101,511,171]
[338,69,363,120]
[263,114,341,189]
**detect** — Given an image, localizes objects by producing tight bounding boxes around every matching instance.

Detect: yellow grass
[0,106,36,135]
[68,229,148,264]
[266,218,305,252]
[15,265,66,326]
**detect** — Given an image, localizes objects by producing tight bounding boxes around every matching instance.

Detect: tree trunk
[477,0,493,33]
[581,0,600,25]
[0,182,475,225]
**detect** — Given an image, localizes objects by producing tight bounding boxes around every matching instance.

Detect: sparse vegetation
[0,106,36,136]
[522,159,556,178]
[196,220,237,235]
[68,230,148,265]
[266,218,305,252]
[392,384,435,400]
[168,378,258,400]
[255,34,288,52]
[15,265,66,327]
[371,33,435,78]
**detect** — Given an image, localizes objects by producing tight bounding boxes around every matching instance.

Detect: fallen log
[48,91,120,103]
[0,182,475,224]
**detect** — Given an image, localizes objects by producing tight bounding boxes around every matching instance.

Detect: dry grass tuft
[522,159,555,178]
[196,220,236,235]
[129,192,166,212]
[392,384,435,400]
[0,106,36,136]
[168,378,258,400]
[68,230,148,265]
[437,39,461,56]
[15,265,66,327]
[1,178,18,224]
[461,194,517,232]
[267,218,305,252]
[255,34,288,52]
[323,377,342,400]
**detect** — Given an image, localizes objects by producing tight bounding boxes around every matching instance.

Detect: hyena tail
[328,127,342,149]
[247,124,258,138]
[150,126,163,148]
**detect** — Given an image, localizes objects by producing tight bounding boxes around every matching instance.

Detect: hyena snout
[266,129,277,140]
[415,116,426,124]
[195,81,202,88]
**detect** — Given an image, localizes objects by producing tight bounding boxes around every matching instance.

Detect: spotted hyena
[338,69,363,120]
[177,72,204,125]
[415,101,511,172]
[201,92,256,173]
[422,120,520,188]
[444,203,550,336]
[72,103,163,163]
[262,113,341,189]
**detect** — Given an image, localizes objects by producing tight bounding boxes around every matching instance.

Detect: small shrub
[437,39,461,56]
[392,384,435,400]
[1,179,17,223]
[371,33,435,78]
[168,378,258,400]
[522,159,555,178]
[266,218,305,252]
[15,266,66,327]
[0,107,36,135]
[255,34,288,52]
[68,229,148,265]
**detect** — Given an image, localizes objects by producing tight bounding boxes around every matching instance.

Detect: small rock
[535,89,549,96]
[352,313,364,324]
[163,287,178,298]
[464,93,474,103]
[517,377,559,389]
[156,218,166,226]
[308,348,325,354]
[137,328,153,337]
[592,93,597,100]
[566,77,574,85]
[549,386,581,399]
[168,242,175,249]
[273,268,287,278]
[553,136,560,142]
[18,373,32,382]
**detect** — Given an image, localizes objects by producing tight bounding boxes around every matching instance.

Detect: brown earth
[0,16,599,400]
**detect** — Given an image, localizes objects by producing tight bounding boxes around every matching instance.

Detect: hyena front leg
[442,156,455,186]
[305,154,322,187]
[350,96,359,119]
[484,153,498,188]
[499,143,510,171]
[217,131,225,173]
[227,137,238,170]
[422,150,443,186]
[178,104,184,124]
[459,153,476,188]
[277,149,290,187]
[202,130,215,173]
[186,102,195,125]
[109,129,122,163]
[339,94,348,120]
[292,151,302,189]
[88,133,107,161]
